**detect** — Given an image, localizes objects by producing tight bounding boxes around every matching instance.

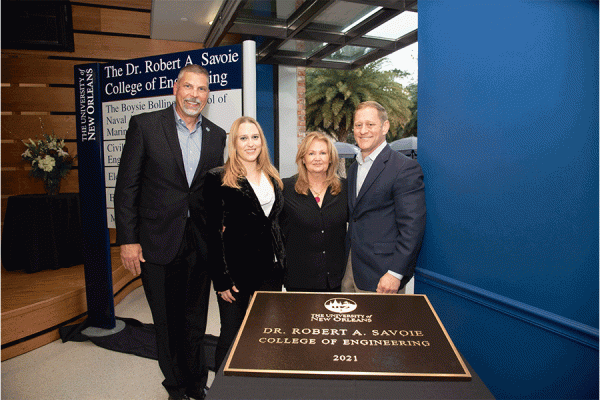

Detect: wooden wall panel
[72,5,151,36]
[2,142,78,169]
[2,33,203,61]
[75,0,152,11]
[2,170,79,196]
[1,198,7,226]
[109,228,117,244]
[1,115,77,141]
[69,34,202,60]
[2,87,75,113]
[1,57,82,85]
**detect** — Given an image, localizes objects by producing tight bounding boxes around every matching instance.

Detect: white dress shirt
[355,140,403,282]
[355,140,387,197]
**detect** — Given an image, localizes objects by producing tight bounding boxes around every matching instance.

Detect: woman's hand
[217,286,239,303]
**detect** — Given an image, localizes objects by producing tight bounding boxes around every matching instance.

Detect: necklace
[310,186,326,203]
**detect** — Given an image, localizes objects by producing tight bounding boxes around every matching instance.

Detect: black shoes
[168,385,209,399]
[187,386,210,400]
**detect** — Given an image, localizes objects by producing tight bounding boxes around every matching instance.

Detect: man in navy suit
[343,101,426,294]
[115,64,226,400]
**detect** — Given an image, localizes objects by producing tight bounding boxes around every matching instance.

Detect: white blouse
[248,172,275,217]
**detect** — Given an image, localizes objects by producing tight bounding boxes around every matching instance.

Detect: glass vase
[44,180,61,195]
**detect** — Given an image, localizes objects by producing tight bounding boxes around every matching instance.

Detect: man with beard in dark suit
[115,64,226,400]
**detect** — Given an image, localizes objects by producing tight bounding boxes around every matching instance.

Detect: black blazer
[346,145,426,291]
[114,106,227,265]
[203,167,285,293]
[280,176,348,290]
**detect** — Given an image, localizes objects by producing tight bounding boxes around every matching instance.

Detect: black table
[2,193,84,273]
[207,351,494,400]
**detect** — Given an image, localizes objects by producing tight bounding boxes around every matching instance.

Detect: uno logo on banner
[324,298,357,314]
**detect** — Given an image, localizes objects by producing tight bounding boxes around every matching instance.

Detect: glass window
[279,40,328,58]
[365,11,418,40]
[310,1,381,33]
[323,46,376,63]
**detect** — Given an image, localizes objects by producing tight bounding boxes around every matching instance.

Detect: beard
[181,97,204,117]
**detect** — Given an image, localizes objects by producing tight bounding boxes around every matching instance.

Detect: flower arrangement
[22,133,76,195]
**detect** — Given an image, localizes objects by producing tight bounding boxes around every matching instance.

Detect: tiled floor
[1,286,221,400]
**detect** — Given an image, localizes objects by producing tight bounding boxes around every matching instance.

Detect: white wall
[277,65,299,179]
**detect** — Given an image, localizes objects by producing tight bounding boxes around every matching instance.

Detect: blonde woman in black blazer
[280,132,348,292]
[203,116,284,371]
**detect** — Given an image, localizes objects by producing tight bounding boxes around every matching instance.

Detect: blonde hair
[222,116,283,190]
[295,131,342,196]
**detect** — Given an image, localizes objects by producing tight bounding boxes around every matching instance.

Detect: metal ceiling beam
[258,28,416,70]
[204,0,247,48]
[350,29,417,68]
[343,0,417,12]
[229,17,288,39]
[255,0,334,62]
[289,6,403,67]
[306,1,415,69]
[210,0,418,69]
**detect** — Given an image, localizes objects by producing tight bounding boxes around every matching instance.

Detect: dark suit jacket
[114,106,227,265]
[203,168,285,293]
[346,144,426,291]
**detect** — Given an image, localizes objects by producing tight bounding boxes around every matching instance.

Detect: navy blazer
[346,144,426,291]
[114,106,227,265]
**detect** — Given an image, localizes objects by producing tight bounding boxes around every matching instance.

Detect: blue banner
[100,44,242,102]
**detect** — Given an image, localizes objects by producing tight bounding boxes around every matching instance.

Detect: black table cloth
[206,350,494,400]
[2,193,84,273]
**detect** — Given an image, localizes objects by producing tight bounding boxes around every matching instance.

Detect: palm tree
[305,58,412,142]
[391,82,417,141]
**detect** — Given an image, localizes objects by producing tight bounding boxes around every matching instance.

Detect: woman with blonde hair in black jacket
[202,116,284,371]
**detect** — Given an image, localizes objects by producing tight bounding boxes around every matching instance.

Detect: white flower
[47,138,59,151]
[57,148,69,158]
[38,155,56,172]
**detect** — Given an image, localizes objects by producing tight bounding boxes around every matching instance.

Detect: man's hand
[120,243,145,276]
[376,272,401,294]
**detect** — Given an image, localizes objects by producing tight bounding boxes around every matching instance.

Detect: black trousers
[141,220,210,399]
[215,277,282,371]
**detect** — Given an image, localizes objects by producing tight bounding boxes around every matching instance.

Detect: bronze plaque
[224,292,471,381]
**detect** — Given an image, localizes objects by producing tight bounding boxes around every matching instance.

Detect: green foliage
[393,82,418,140]
[306,58,413,142]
